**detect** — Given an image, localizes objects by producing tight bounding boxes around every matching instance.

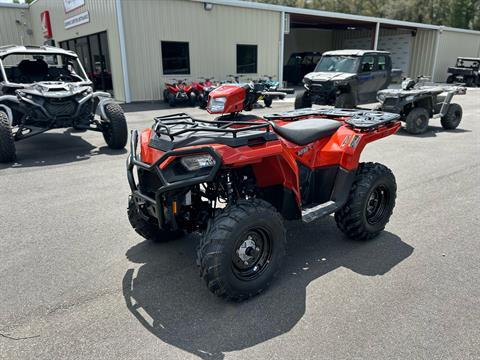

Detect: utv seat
[17,59,49,83]
[272,118,342,145]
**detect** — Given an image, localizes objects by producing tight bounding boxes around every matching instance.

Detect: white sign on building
[64,0,85,13]
[64,11,90,29]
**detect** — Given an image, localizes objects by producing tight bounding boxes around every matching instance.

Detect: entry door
[74,37,92,79]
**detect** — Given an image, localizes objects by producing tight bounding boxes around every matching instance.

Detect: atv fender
[93,92,116,121]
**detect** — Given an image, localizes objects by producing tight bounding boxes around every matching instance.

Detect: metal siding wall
[434,30,480,82]
[121,0,281,102]
[409,29,437,80]
[0,6,33,51]
[28,0,125,101]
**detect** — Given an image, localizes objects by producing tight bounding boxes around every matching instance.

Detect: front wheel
[263,96,273,108]
[446,75,454,84]
[335,162,397,241]
[441,103,462,130]
[102,103,128,149]
[0,111,16,163]
[294,90,312,109]
[189,92,197,106]
[334,93,355,108]
[127,198,183,242]
[405,107,430,134]
[197,199,286,301]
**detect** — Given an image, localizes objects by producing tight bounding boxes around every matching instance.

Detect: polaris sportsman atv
[0,45,128,162]
[127,107,401,301]
[377,77,466,134]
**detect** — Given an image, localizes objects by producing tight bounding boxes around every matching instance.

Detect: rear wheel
[446,75,454,84]
[189,92,197,106]
[168,93,176,107]
[335,162,396,241]
[0,111,16,163]
[334,93,355,108]
[163,90,169,103]
[465,77,474,87]
[127,197,183,242]
[405,107,430,134]
[102,103,128,149]
[197,199,286,301]
[441,103,462,130]
[294,90,312,109]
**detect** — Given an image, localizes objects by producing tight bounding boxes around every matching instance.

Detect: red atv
[127,106,401,301]
[206,81,290,114]
[191,77,218,109]
[163,79,196,107]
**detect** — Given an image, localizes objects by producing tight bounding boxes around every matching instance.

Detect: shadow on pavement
[0,129,127,170]
[121,101,172,113]
[395,125,472,138]
[123,218,413,359]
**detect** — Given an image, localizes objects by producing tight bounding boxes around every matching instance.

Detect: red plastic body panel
[139,119,400,206]
[207,84,246,114]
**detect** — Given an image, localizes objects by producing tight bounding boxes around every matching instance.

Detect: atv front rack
[151,113,278,151]
[264,108,400,130]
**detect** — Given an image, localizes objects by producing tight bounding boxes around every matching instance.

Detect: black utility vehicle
[0,45,128,162]
[283,51,322,85]
[377,77,466,134]
[446,57,480,87]
[295,50,402,109]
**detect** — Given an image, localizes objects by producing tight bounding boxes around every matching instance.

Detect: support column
[373,22,380,50]
[278,11,285,86]
[115,0,131,103]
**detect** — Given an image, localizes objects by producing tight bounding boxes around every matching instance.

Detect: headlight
[180,154,216,171]
[207,97,226,112]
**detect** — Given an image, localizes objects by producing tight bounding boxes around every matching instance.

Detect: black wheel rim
[232,227,272,281]
[365,185,390,225]
[415,115,428,129]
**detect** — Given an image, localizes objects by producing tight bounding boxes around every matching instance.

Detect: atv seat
[272,118,342,145]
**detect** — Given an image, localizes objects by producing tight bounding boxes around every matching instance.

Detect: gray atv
[377,77,466,134]
[0,45,128,163]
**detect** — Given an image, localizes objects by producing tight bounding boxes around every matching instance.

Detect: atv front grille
[44,98,77,117]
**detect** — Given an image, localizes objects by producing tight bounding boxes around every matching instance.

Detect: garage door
[344,34,413,74]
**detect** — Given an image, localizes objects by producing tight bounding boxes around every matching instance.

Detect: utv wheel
[294,90,312,109]
[441,103,462,130]
[102,103,128,149]
[335,162,396,241]
[334,93,355,108]
[446,75,454,84]
[197,199,286,301]
[0,111,16,163]
[263,96,273,108]
[465,77,474,87]
[127,198,183,242]
[405,107,430,134]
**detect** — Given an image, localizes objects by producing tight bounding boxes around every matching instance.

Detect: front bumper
[126,130,221,228]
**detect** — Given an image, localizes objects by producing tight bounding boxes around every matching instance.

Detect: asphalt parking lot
[1,90,479,360]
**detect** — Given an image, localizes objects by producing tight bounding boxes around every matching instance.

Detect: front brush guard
[126,130,222,228]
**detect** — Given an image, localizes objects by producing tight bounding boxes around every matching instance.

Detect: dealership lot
[0,90,479,359]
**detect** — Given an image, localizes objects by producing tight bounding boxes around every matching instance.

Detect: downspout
[115,0,131,103]
[373,22,380,50]
[278,11,285,86]
[431,27,442,82]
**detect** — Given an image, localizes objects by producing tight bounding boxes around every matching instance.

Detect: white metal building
[1,0,479,103]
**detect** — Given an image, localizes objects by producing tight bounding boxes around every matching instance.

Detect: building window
[237,44,257,74]
[161,41,190,75]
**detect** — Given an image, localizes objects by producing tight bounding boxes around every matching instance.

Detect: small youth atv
[0,45,128,163]
[192,77,218,109]
[127,107,401,301]
[377,77,466,134]
[163,79,196,107]
[206,81,289,114]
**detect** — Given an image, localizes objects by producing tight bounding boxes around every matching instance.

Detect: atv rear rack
[264,108,400,130]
